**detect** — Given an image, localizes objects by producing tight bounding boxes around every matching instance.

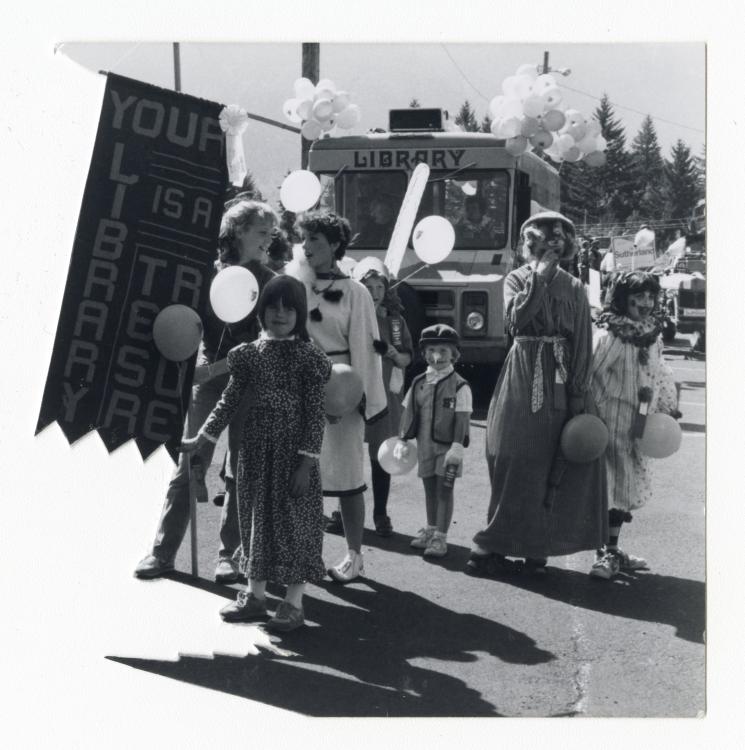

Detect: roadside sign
[611,235,656,270]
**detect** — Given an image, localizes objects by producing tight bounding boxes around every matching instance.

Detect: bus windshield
[319,169,510,250]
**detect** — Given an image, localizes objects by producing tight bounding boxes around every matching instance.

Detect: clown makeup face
[423,344,457,370]
[530,220,567,259]
[362,275,386,310]
[626,290,656,322]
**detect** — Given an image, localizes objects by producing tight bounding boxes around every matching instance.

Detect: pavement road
[150,336,706,718]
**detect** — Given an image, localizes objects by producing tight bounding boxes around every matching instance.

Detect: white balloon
[516,63,539,79]
[210,267,260,324]
[293,77,316,100]
[461,180,478,196]
[533,73,557,92]
[316,78,337,94]
[514,75,533,100]
[314,87,335,103]
[332,91,350,113]
[412,216,455,264]
[280,169,322,212]
[489,95,506,118]
[586,120,602,137]
[300,118,323,141]
[595,135,608,151]
[506,135,529,156]
[557,133,575,152]
[282,98,303,124]
[296,98,313,121]
[501,75,521,98]
[568,122,587,141]
[312,98,334,121]
[336,104,361,129]
[522,96,545,118]
[576,133,597,153]
[490,117,503,136]
[320,117,336,132]
[497,116,522,139]
[501,97,524,119]
[540,87,563,109]
[564,108,584,126]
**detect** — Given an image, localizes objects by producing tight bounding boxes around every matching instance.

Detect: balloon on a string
[586,120,601,137]
[520,116,541,137]
[324,364,364,417]
[497,117,522,139]
[568,122,587,141]
[461,180,478,196]
[501,98,524,119]
[560,414,609,463]
[533,73,557,93]
[293,77,316,100]
[542,109,566,132]
[595,135,608,151]
[152,305,203,362]
[576,133,598,153]
[505,135,529,156]
[541,87,563,109]
[378,436,418,476]
[412,215,455,264]
[210,266,259,324]
[314,88,335,105]
[336,104,361,129]
[280,169,322,212]
[564,146,582,162]
[282,98,303,124]
[557,133,575,152]
[513,75,533,100]
[584,150,607,167]
[639,413,682,458]
[320,117,336,132]
[501,75,521,98]
[332,91,350,113]
[300,118,323,141]
[515,63,539,79]
[316,78,337,94]
[312,98,334,121]
[529,129,554,150]
[296,98,313,121]
[489,95,506,118]
[522,96,545,118]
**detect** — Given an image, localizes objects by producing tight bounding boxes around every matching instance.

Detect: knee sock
[370,458,391,518]
[607,509,627,551]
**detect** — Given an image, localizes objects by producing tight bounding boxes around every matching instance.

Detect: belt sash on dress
[513,335,569,412]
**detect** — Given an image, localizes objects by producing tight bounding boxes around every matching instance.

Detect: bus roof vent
[389,108,444,132]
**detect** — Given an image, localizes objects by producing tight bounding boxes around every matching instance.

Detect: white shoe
[328,550,365,583]
[423,535,448,558]
[410,527,436,549]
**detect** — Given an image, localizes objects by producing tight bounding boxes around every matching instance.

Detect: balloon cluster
[283,77,361,142]
[490,63,607,167]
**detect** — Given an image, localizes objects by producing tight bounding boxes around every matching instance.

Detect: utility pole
[173,42,181,92]
[301,43,320,169]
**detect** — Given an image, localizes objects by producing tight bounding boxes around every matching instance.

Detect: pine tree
[693,144,706,201]
[481,112,493,133]
[630,115,666,222]
[664,139,700,225]
[454,100,480,132]
[409,98,421,108]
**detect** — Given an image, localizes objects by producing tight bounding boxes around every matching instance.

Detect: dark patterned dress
[201,337,332,584]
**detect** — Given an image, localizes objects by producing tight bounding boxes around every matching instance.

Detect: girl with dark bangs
[181,275,332,632]
[588,271,680,580]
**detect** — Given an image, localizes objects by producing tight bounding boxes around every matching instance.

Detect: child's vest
[399,370,470,447]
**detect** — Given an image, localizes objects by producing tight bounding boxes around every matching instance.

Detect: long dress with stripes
[589,323,678,511]
[474,264,608,559]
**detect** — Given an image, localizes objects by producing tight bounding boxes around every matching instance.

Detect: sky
[60,41,705,205]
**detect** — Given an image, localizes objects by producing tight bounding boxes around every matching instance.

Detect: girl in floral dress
[181,275,332,632]
[588,271,680,579]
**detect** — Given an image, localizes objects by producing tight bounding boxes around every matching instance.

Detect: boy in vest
[394,324,472,557]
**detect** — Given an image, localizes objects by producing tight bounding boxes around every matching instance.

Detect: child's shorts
[418,449,464,480]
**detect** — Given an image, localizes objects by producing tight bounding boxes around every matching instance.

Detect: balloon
[529,129,554,150]
[489,95,506,118]
[152,305,203,362]
[520,116,541,137]
[541,87,563,109]
[501,98,524,119]
[584,150,607,167]
[332,91,351,113]
[461,180,478,196]
[522,95,545,118]
[568,122,587,141]
[412,215,455,264]
[515,63,539,79]
[533,73,557,92]
[639,413,682,458]
[293,77,316,100]
[324,364,364,417]
[377,436,418,476]
[564,146,582,162]
[542,109,566,131]
[490,118,502,137]
[501,75,521,97]
[314,88,335,104]
[595,135,608,151]
[312,98,334,121]
[497,116,522,139]
[557,133,575,152]
[296,98,313,121]
[316,78,337,94]
[300,118,323,141]
[282,98,302,123]
[505,135,529,156]
[586,120,601,137]
[513,75,533,100]
[209,266,259,324]
[336,104,361,129]
[320,117,336,132]
[280,169,322,212]
[576,133,598,153]
[560,414,609,463]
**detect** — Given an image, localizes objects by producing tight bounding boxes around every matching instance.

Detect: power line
[440,45,492,103]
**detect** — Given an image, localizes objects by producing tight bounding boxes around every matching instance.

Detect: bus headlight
[466,311,485,331]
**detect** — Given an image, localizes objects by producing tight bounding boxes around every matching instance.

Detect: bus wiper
[426,162,477,183]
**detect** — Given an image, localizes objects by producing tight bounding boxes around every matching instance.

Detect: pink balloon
[529,129,553,150]
[560,414,609,463]
[584,150,607,167]
[520,116,541,137]
[506,135,529,156]
[542,109,566,131]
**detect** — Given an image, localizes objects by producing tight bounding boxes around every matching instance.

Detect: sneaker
[134,554,174,579]
[589,550,621,580]
[325,510,344,534]
[423,535,448,558]
[328,550,365,583]
[215,557,241,583]
[219,591,268,622]
[615,549,649,571]
[465,552,518,577]
[374,514,393,537]
[410,527,436,549]
[265,601,305,633]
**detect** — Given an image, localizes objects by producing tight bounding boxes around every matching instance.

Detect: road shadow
[107,578,554,716]
[680,422,705,433]
[467,564,705,644]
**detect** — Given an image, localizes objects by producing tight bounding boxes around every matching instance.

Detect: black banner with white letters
[36,73,227,460]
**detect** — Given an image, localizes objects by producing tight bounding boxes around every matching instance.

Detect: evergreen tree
[630,115,666,221]
[664,139,700,225]
[481,112,493,133]
[409,98,421,108]
[693,144,706,201]
[454,100,480,132]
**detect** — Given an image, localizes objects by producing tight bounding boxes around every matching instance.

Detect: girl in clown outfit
[588,271,680,579]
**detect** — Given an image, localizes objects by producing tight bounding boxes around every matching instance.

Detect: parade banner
[36,73,227,460]
[611,235,656,271]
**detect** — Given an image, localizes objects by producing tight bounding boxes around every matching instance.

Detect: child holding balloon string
[588,270,681,580]
[353,257,413,537]
[181,275,332,632]
[393,324,472,558]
